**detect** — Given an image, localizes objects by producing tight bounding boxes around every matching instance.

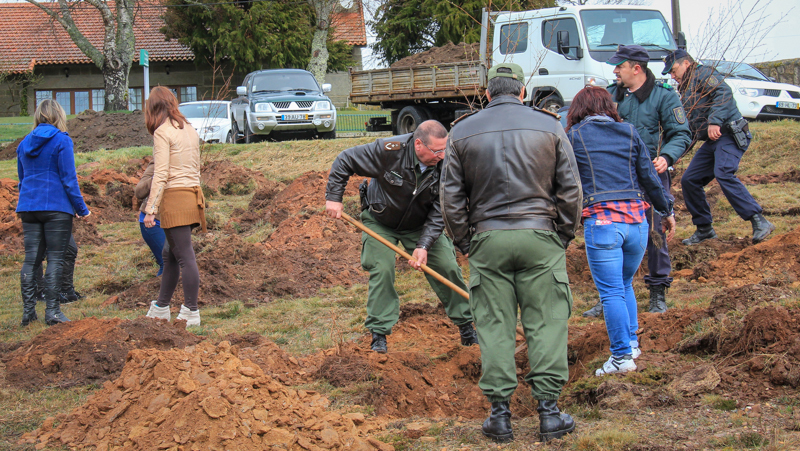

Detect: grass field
[0,120,799,450]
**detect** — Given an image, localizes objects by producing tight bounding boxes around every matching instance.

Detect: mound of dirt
[708,283,794,316]
[391,42,481,68]
[1,317,202,391]
[19,341,390,450]
[705,225,800,284]
[201,160,271,196]
[740,168,800,185]
[2,110,154,159]
[0,178,21,254]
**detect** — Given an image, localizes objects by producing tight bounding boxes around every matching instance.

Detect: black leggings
[157,225,200,310]
[33,234,78,293]
[19,211,73,305]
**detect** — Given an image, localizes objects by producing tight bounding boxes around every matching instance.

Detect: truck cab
[492,6,679,112]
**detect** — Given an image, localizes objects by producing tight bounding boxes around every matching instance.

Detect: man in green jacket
[583,45,690,317]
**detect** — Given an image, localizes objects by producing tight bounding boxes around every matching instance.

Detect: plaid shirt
[582,199,649,224]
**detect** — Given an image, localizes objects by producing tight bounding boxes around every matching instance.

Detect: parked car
[702,60,800,121]
[231,69,337,142]
[179,100,234,143]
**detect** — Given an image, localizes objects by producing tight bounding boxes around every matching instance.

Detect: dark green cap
[488,63,524,81]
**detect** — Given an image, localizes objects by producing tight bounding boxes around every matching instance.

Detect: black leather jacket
[441,96,583,254]
[326,134,444,250]
[679,64,742,141]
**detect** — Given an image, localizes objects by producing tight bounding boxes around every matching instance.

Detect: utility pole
[671,0,682,36]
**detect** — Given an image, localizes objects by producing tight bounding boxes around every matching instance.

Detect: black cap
[607,45,650,66]
[662,49,691,75]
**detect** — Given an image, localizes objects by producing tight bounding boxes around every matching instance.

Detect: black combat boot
[682,224,717,245]
[20,288,38,327]
[44,297,70,326]
[648,285,667,313]
[58,289,84,305]
[482,401,514,443]
[458,323,479,346]
[538,399,575,442]
[582,300,603,318]
[370,332,387,354]
[750,213,775,244]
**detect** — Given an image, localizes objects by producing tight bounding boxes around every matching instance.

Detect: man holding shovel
[325,120,477,354]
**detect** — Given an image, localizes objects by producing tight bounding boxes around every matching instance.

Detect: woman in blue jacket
[566,87,675,376]
[17,99,90,326]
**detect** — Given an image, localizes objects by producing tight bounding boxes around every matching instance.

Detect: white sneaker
[595,355,637,376]
[631,346,641,359]
[176,305,201,327]
[146,301,171,321]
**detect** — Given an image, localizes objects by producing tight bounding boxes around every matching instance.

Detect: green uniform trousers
[468,229,572,401]
[360,210,472,335]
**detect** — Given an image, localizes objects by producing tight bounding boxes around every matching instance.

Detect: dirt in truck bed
[391,42,482,68]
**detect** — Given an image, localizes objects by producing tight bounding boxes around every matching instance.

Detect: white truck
[350,5,685,134]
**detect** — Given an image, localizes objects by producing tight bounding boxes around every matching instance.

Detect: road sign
[140,49,149,67]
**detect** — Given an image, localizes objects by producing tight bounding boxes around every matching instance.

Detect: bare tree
[307,0,342,84]
[23,0,137,111]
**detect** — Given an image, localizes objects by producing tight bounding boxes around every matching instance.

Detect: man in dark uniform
[325,120,477,354]
[583,45,691,317]
[664,50,774,245]
[442,63,582,443]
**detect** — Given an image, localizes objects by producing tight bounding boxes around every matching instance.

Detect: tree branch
[23,0,105,68]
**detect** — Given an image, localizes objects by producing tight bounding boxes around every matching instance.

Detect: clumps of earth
[1,110,153,159]
[391,42,481,68]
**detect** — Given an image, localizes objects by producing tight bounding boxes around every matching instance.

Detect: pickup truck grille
[271,101,314,110]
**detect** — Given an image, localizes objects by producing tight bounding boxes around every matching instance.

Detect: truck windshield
[251,73,320,93]
[179,102,228,119]
[580,9,676,52]
[701,60,769,81]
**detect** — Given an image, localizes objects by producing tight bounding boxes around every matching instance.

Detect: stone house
[0,1,366,116]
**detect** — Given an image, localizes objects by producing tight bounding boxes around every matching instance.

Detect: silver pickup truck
[231,69,337,142]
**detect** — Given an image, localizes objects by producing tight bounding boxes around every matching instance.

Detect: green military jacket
[607,70,692,165]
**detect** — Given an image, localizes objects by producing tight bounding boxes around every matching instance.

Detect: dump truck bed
[349,61,487,105]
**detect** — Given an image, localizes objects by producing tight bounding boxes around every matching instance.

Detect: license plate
[282,114,307,120]
[776,101,799,109]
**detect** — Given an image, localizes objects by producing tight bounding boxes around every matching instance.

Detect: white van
[701,60,800,121]
[490,5,681,111]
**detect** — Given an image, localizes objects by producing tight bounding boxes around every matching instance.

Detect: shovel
[340,212,470,300]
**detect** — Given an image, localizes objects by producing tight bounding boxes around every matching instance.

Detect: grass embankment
[1,121,799,450]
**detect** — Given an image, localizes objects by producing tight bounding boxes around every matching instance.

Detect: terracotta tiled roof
[0,2,193,73]
[0,1,367,74]
[332,8,367,47]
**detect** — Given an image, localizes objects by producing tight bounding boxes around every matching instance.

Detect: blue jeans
[584,218,649,357]
[139,221,165,276]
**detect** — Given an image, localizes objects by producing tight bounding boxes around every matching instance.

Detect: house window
[92,90,105,111]
[129,88,143,110]
[180,86,197,102]
[35,91,52,107]
[34,90,104,114]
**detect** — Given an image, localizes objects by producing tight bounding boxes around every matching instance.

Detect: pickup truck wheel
[397,106,428,134]
[538,97,564,115]
[319,129,336,140]
[244,121,254,144]
[231,121,240,144]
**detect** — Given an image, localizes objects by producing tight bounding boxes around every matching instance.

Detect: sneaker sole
[595,365,637,376]
[541,423,575,442]
[482,430,514,443]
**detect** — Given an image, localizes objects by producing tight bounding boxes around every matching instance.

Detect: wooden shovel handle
[341,212,470,300]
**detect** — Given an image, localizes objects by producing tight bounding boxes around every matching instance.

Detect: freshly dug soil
[201,160,271,196]
[19,341,390,450]
[1,110,153,159]
[1,317,202,391]
[391,42,481,68]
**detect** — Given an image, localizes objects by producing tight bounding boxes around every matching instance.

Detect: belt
[472,217,555,234]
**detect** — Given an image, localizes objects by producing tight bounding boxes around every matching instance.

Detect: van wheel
[397,106,429,134]
[225,131,233,144]
[538,97,563,114]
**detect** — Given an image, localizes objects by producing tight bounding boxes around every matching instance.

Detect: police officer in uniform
[325,120,477,354]
[583,45,691,317]
[664,50,775,245]
[441,63,582,443]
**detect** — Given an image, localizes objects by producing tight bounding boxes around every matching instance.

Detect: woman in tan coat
[143,86,206,326]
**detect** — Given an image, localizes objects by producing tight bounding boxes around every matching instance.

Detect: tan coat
[144,120,201,215]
